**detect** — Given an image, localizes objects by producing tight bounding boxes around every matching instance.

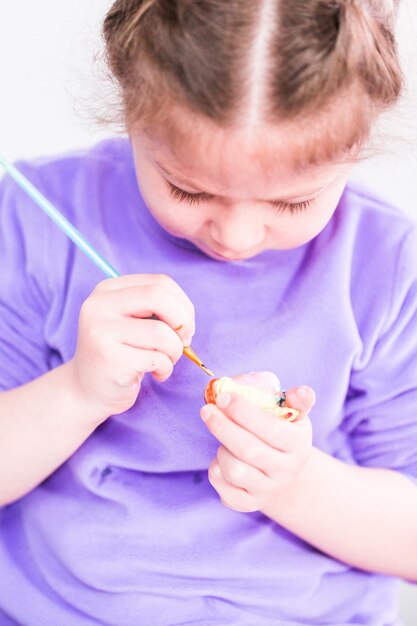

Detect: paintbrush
[0,156,214,378]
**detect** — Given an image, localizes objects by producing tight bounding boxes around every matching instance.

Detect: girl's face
[129,115,354,261]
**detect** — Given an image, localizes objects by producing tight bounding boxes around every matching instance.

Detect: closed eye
[165,180,210,205]
[165,180,314,213]
[270,198,313,213]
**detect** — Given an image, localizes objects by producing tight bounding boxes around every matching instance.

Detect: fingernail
[298,387,308,399]
[200,406,212,422]
[212,464,221,477]
[183,334,193,347]
[216,393,230,409]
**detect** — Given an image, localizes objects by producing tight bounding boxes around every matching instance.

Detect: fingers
[201,401,284,474]
[114,344,174,383]
[215,445,270,495]
[208,458,259,513]
[285,386,316,416]
[95,273,195,318]
[212,392,312,453]
[87,283,195,346]
[73,274,195,416]
[203,378,316,513]
[113,318,184,365]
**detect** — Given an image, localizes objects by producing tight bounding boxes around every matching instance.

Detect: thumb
[285,386,316,415]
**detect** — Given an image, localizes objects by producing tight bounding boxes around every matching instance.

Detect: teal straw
[0,156,119,279]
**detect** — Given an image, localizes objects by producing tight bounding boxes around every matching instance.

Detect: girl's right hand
[66,274,195,422]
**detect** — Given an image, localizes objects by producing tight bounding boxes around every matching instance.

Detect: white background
[0,1,416,621]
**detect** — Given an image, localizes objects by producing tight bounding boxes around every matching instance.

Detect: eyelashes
[271,199,313,214]
[164,180,313,214]
[165,180,208,206]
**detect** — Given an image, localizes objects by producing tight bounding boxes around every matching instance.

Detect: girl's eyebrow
[155,161,201,190]
[155,160,326,202]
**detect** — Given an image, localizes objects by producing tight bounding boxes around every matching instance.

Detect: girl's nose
[210,207,265,253]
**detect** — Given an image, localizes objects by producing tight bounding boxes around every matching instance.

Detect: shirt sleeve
[0,169,52,391]
[342,225,417,483]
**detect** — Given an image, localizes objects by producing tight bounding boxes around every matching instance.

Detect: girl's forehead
[136,107,358,198]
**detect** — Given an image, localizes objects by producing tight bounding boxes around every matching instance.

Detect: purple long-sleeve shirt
[0,138,416,625]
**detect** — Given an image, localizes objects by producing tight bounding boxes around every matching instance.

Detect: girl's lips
[195,237,256,260]
[206,244,253,261]
[210,250,245,261]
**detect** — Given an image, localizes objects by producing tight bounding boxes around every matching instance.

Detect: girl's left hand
[200,372,316,513]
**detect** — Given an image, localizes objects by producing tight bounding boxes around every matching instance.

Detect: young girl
[0,0,416,624]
